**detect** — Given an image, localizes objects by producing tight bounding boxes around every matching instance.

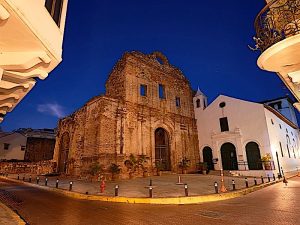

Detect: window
[45,0,64,27]
[219,102,226,108]
[203,100,207,108]
[279,142,284,157]
[279,124,282,129]
[140,84,147,97]
[21,146,26,151]
[219,117,229,132]
[3,143,9,150]
[287,135,291,158]
[271,119,274,125]
[159,84,165,99]
[196,99,201,108]
[175,97,181,107]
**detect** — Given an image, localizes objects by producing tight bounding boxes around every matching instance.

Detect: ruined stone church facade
[53,51,199,177]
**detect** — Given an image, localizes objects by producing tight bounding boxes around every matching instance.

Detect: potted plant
[154,160,164,176]
[198,162,208,175]
[261,153,272,170]
[88,162,104,181]
[109,163,121,181]
[178,157,190,174]
[124,154,138,179]
[138,154,149,177]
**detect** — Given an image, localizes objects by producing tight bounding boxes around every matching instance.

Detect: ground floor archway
[203,146,214,170]
[155,128,171,171]
[245,142,263,170]
[221,143,238,170]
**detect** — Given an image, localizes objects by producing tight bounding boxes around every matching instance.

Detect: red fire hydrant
[100,179,106,193]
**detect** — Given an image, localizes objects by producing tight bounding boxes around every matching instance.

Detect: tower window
[196,99,201,108]
[140,84,147,97]
[159,84,165,99]
[219,117,229,132]
[176,97,181,107]
[3,143,9,150]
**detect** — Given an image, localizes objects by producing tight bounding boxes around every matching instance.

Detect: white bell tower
[193,87,207,112]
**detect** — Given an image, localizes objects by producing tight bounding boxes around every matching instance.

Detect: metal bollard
[273,174,276,181]
[17,174,19,180]
[149,179,152,187]
[214,182,218,194]
[232,180,236,191]
[56,179,59,188]
[149,186,153,198]
[254,177,257,186]
[261,176,264,184]
[267,175,270,182]
[69,181,73,191]
[184,184,188,196]
[115,185,119,197]
[36,176,40,185]
[29,175,32,183]
[245,178,249,188]
[45,177,48,186]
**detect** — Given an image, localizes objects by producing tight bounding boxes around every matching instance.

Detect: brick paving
[7,173,279,197]
[0,176,300,225]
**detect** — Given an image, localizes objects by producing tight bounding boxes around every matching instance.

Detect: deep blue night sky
[1,0,292,131]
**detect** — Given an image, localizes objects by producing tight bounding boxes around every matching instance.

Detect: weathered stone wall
[54,51,200,178]
[0,161,56,175]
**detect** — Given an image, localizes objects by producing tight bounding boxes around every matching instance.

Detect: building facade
[0,128,55,162]
[22,129,56,162]
[0,132,26,161]
[194,92,300,177]
[54,51,199,177]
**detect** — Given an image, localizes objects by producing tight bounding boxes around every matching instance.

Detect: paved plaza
[7,172,281,197]
[0,176,299,225]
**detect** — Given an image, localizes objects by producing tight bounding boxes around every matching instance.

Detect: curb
[1,175,297,205]
[0,201,26,225]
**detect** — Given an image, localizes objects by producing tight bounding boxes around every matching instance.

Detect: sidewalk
[0,201,25,225]
[7,172,287,198]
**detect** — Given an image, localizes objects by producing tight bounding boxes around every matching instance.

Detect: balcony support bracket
[0,4,10,21]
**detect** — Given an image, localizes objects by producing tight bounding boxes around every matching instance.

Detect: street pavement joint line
[194,210,223,219]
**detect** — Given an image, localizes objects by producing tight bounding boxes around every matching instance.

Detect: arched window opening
[196,99,201,108]
[245,142,263,170]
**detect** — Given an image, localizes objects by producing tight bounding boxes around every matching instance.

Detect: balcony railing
[254,0,300,52]
[45,0,64,27]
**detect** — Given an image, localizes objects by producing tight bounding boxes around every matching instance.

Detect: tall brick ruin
[53,51,199,178]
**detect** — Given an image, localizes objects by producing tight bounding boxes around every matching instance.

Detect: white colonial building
[194,89,300,177]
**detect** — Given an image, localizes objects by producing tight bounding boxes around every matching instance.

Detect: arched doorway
[58,132,70,173]
[155,128,171,171]
[221,143,238,170]
[203,147,214,170]
[245,142,263,170]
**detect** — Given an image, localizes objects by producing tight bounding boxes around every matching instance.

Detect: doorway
[155,128,171,171]
[221,143,238,170]
[203,146,214,170]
